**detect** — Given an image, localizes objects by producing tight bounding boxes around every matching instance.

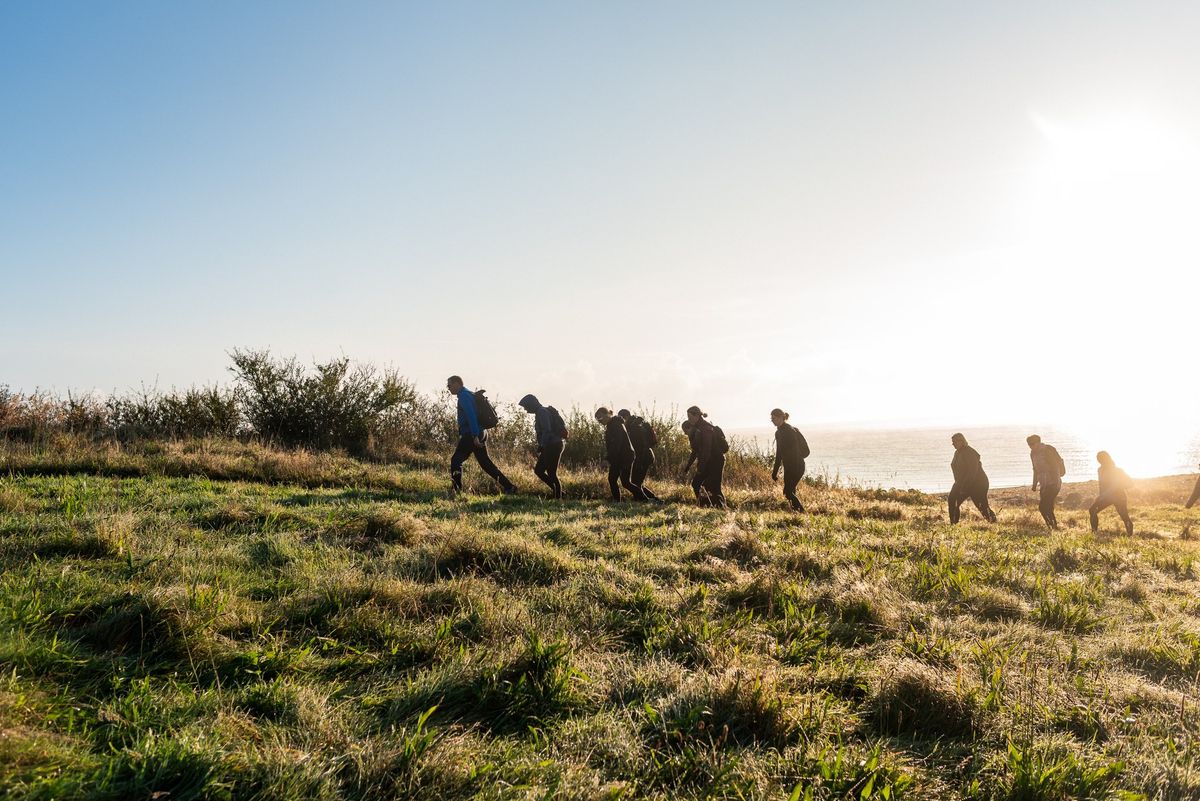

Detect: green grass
[1,439,1199,799]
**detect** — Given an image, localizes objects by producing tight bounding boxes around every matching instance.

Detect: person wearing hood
[1089,451,1134,536]
[948,433,997,523]
[595,407,654,501]
[519,394,566,499]
[686,406,727,509]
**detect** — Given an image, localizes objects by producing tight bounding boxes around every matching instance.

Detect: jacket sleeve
[773,429,783,473]
[459,389,481,437]
[1030,451,1038,489]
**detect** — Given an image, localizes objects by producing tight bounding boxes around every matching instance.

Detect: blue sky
[4,2,1200,432]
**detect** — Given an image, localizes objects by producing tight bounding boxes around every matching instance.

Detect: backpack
[631,416,658,449]
[473,390,499,430]
[547,406,569,440]
[713,425,730,455]
[1045,444,1066,477]
[794,427,811,460]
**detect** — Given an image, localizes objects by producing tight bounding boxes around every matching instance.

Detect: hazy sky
[4,2,1199,431]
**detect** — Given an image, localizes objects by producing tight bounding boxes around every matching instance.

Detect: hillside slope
[2,441,1199,800]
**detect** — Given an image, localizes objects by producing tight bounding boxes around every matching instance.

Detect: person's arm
[1030,452,1039,490]
[535,408,551,448]
[772,430,783,479]
[683,452,697,473]
[459,389,481,438]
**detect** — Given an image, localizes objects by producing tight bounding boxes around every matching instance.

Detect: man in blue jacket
[447,375,516,495]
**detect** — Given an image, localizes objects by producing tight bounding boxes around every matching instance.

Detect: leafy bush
[229,349,417,456]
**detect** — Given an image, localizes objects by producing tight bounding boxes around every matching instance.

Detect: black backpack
[794,427,811,460]
[630,415,658,449]
[547,406,569,439]
[473,390,499,430]
[712,425,730,455]
[1046,444,1066,477]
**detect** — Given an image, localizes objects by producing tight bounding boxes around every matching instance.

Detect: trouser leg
[608,463,622,501]
[783,463,804,511]
[971,481,996,522]
[1115,496,1133,535]
[533,444,561,496]
[704,455,726,509]
[631,454,657,500]
[449,436,474,491]
[472,441,514,491]
[617,459,649,501]
[1088,498,1108,532]
[691,470,708,504]
[1040,483,1060,529]
[948,485,964,524]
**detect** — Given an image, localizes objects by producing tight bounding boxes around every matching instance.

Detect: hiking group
[448,375,1183,532]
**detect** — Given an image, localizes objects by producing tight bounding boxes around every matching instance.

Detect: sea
[730,424,1200,494]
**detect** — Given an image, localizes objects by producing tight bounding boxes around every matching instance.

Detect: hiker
[680,420,706,502]
[1089,451,1134,535]
[519,394,567,499]
[770,408,809,511]
[686,406,727,509]
[1027,434,1065,530]
[1186,465,1200,509]
[446,376,516,495]
[595,407,654,501]
[618,409,659,494]
[948,432,996,523]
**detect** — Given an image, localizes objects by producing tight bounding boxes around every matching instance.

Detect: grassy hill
[2,439,1199,800]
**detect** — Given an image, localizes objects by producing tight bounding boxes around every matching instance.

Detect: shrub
[870,659,975,738]
[229,348,418,456]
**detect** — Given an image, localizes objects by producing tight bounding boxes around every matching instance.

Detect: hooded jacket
[518,394,560,449]
[456,387,481,437]
[692,418,716,470]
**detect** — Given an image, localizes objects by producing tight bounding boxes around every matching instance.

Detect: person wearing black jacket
[618,409,657,489]
[680,420,706,502]
[770,408,808,511]
[519,394,564,499]
[686,406,727,509]
[948,433,996,523]
[595,407,653,501]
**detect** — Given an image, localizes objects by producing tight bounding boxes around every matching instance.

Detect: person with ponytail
[685,406,727,509]
[770,408,809,511]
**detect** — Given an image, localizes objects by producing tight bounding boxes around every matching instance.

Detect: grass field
[2,439,1199,800]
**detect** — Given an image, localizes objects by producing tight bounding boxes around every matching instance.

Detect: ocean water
[731,424,1200,494]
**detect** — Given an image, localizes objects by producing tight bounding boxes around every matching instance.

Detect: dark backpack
[547,406,569,440]
[473,390,499,430]
[794,427,811,460]
[713,425,730,455]
[1046,445,1066,477]
[630,416,658,449]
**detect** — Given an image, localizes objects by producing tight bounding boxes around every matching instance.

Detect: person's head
[770,408,788,427]
[518,394,539,413]
[686,406,706,424]
[617,409,631,421]
[951,432,967,450]
[446,375,464,395]
[594,406,613,424]
[1097,450,1113,466]
[1026,434,1041,449]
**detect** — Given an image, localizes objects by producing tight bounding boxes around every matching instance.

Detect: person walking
[1027,434,1065,530]
[618,409,659,496]
[1089,451,1134,536]
[446,375,517,495]
[519,394,566,499]
[680,420,707,503]
[686,406,727,510]
[770,408,809,511]
[595,407,654,501]
[948,433,997,523]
